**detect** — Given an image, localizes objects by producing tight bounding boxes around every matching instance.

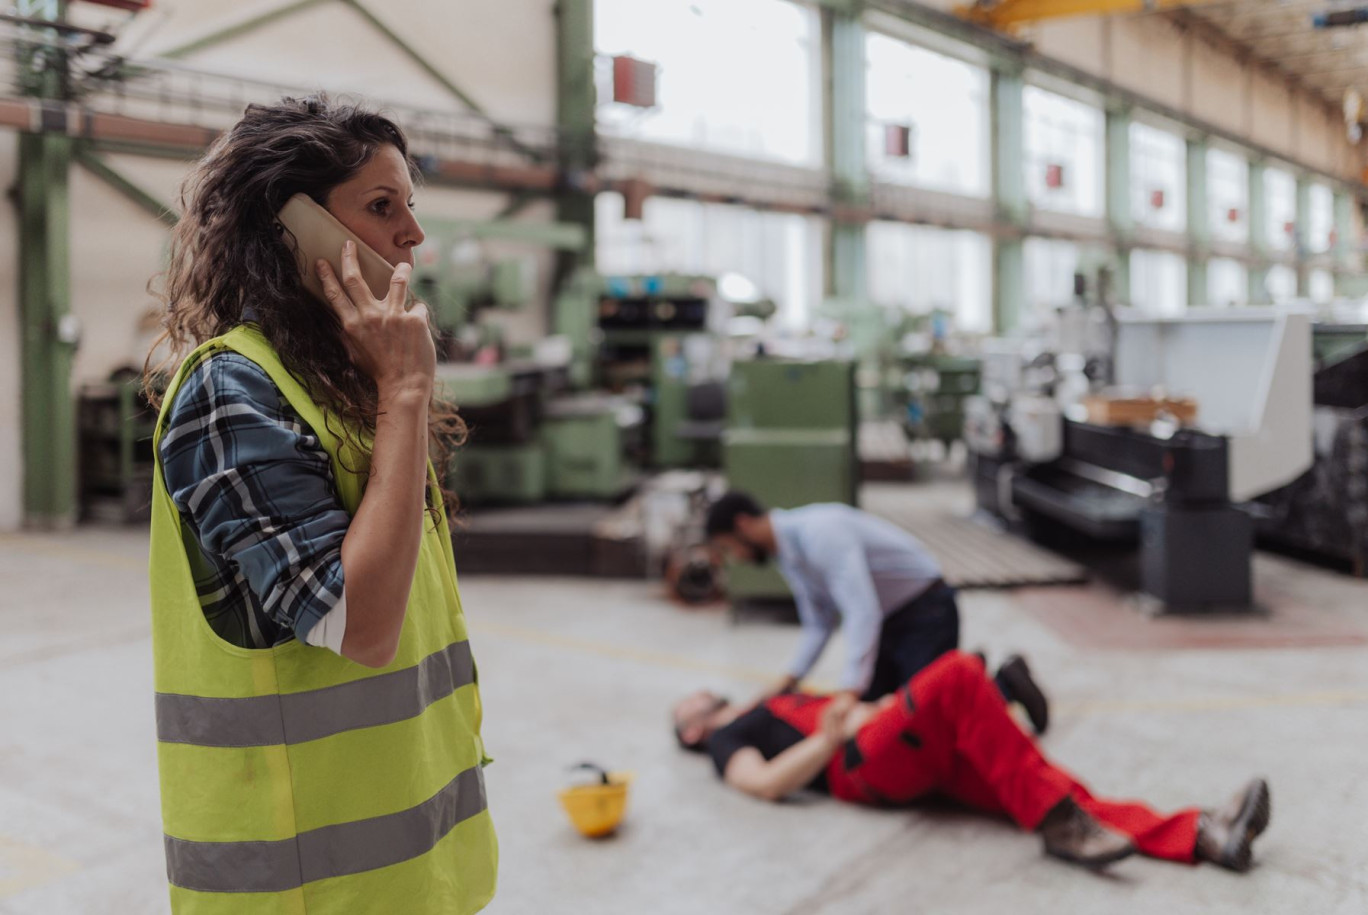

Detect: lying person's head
[704,491,772,565]
[672,690,732,752]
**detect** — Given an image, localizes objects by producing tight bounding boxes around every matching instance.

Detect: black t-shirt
[705,706,829,792]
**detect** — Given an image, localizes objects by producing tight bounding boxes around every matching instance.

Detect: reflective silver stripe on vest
[155,641,475,747]
[165,764,487,893]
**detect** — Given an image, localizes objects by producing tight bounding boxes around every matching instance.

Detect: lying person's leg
[842,651,1075,829]
[832,652,1268,870]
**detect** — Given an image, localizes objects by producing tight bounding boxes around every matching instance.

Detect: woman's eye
[371,199,390,215]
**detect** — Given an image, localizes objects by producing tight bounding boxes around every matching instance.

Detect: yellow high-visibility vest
[148,324,497,914]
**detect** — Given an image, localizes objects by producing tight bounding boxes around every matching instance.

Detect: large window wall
[1023,237,1080,321]
[1263,166,1298,254]
[1023,86,1105,217]
[1130,121,1186,233]
[1307,183,1335,255]
[1207,257,1247,308]
[1130,249,1187,316]
[864,32,990,197]
[590,2,1357,338]
[1207,147,1249,245]
[1265,264,1298,303]
[1310,268,1335,303]
[595,193,824,328]
[594,0,821,166]
[866,222,993,333]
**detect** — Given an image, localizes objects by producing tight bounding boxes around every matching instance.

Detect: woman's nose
[399,212,425,249]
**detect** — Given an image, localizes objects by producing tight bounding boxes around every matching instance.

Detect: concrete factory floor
[3,485,1368,914]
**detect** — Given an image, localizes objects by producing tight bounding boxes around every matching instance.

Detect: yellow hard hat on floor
[559,764,634,838]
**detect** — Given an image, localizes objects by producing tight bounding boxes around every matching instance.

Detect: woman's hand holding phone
[316,240,435,405]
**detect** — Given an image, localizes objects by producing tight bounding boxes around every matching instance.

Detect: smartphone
[277,193,403,306]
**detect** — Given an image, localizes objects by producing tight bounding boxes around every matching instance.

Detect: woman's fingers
[387,262,412,313]
[317,258,356,321]
[339,240,374,308]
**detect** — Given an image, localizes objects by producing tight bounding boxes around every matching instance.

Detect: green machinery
[720,358,859,605]
[417,219,633,505]
[555,270,729,470]
[77,376,157,523]
[894,353,981,448]
[822,298,981,446]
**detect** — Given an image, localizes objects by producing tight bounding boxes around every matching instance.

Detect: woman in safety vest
[142,94,497,914]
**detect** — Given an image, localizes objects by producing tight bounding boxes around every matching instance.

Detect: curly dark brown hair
[144,94,465,522]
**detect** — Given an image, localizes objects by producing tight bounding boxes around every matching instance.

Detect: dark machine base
[1140,505,1252,609]
[973,421,1254,611]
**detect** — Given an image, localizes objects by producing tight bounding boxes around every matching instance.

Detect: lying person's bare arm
[722,732,842,802]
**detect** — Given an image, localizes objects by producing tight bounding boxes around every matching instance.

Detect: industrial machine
[895,352,982,450]
[416,221,641,506]
[720,357,860,607]
[77,374,156,523]
[970,307,1313,610]
[1250,323,1368,574]
[555,270,732,470]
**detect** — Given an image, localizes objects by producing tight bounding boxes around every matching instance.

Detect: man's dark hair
[705,491,766,539]
[674,724,706,754]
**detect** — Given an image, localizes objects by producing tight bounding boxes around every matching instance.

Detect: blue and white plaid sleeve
[159,352,351,651]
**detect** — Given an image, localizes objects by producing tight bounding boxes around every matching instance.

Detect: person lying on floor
[672,651,1269,872]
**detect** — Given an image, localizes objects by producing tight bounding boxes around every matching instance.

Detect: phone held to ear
[277,193,405,307]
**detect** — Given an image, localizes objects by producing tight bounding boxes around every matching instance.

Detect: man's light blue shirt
[771,504,942,693]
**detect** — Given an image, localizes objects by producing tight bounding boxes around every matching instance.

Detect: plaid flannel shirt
[159,351,349,649]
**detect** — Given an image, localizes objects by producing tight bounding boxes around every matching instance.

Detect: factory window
[1023,86,1104,217]
[1207,147,1248,246]
[1310,268,1335,304]
[1206,257,1247,308]
[864,32,990,198]
[1263,166,1297,253]
[1264,264,1298,303]
[594,0,820,166]
[866,221,992,333]
[1307,183,1335,255]
[595,192,823,328]
[1129,248,1186,316]
[1129,121,1186,234]
[1023,237,1081,322]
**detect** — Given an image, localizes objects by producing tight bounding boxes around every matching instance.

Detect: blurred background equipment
[968,282,1313,610]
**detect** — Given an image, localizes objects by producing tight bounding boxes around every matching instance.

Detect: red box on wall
[613,56,658,109]
[1150,189,1165,210]
[1045,163,1065,189]
[884,124,912,158]
[1227,207,1240,223]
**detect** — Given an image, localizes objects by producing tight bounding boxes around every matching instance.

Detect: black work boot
[995,654,1050,735]
[1038,797,1137,870]
[1195,778,1271,873]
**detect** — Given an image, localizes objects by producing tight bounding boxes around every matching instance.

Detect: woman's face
[324,144,426,268]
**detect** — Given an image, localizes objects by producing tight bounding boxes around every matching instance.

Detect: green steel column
[990,66,1026,334]
[1185,137,1208,307]
[1247,160,1269,304]
[1105,104,1132,300]
[554,0,596,283]
[1295,175,1312,297]
[19,133,76,528]
[824,5,868,304]
[17,0,76,527]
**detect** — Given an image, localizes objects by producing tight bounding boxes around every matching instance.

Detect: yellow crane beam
[956,0,1221,31]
